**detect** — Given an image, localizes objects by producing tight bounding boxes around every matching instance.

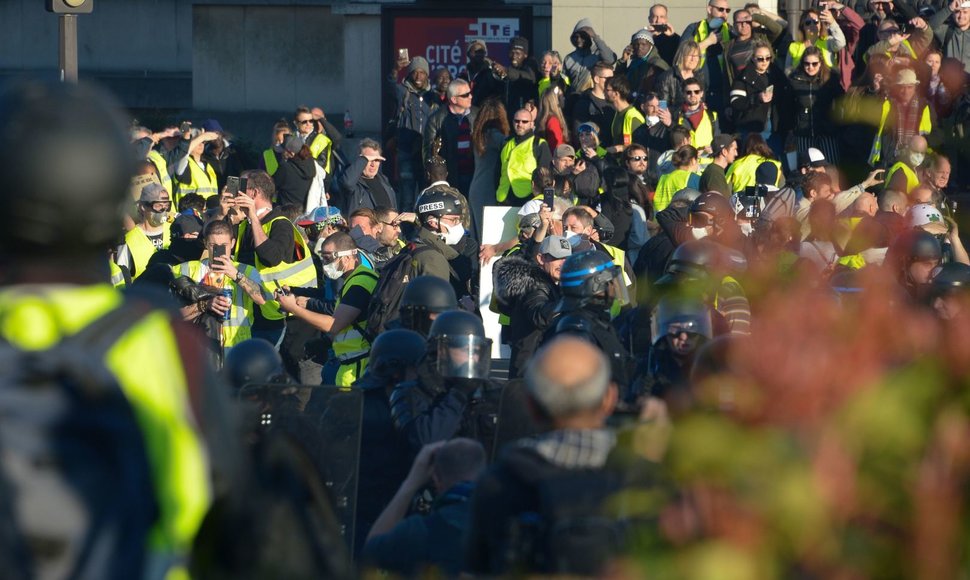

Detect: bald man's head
[910,185,935,206]
[853,192,878,217]
[525,336,613,422]
[909,135,927,153]
[879,189,908,215]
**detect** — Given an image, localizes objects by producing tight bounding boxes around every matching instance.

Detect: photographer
[172,219,270,351]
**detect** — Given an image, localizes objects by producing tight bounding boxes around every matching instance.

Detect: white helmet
[907,203,947,235]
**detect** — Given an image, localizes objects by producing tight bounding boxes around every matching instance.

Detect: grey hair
[130,125,151,140]
[525,339,611,417]
[446,79,471,99]
[358,138,382,154]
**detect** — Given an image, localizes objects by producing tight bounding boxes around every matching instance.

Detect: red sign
[392,16,522,79]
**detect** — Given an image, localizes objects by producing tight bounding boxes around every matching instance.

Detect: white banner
[479,206,521,359]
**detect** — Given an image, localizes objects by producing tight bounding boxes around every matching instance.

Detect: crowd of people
[8,0,970,578]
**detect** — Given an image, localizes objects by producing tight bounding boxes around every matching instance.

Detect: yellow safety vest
[599,242,631,318]
[727,154,782,193]
[869,98,932,166]
[0,285,211,574]
[678,109,718,150]
[307,133,333,175]
[172,260,259,347]
[109,260,127,288]
[886,161,919,194]
[611,106,646,147]
[124,222,171,280]
[262,148,279,176]
[787,39,836,69]
[332,265,379,388]
[176,158,219,206]
[497,135,545,203]
[693,19,732,70]
[234,215,318,320]
[538,75,571,99]
[654,169,697,213]
[147,149,173,196]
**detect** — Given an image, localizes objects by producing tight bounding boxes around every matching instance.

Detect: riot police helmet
[427,310,492,380]
[651,296,713,346]
[558,250,625,306]
[929,262,970,296]
[368,329,427,381]
[0,81,133,254]
[223,339,288,391]
[400,275,458,335]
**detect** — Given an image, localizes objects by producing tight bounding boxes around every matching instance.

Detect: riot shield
[239,384,363,556]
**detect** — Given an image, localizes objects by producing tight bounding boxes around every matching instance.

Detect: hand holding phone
[225,176,240,197]
[543,187,556,209]
[658,99,668,111]
[211,244,228,270]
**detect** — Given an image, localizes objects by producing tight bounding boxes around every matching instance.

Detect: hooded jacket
[615,45,670,94]
[563,19,618,90]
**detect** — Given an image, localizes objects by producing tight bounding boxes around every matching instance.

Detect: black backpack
[363,242,437,338]
[0,299,157,579]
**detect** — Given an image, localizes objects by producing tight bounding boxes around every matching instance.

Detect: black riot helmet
[0,81,133,256]
[427,311,492,380]
[656,239,747,288]
[689,191,735,229]
[415,187,465,226]
[400,275,459,336]
[223,339,288,392]
[558,250,626,309]
[368,329,427,382]
[651,296,713,345]
[929,262,970,297]
[551,313,597,344]
[888,229,943,289]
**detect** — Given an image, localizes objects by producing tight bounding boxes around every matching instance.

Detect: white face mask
[147,210,167,228]
[322,260,344,280]
[691,227,709,240]
[564,230,583,246]
[441,221,465,245]
[646,115,660,126]
[909,152,925,167]
[740,222,754,236]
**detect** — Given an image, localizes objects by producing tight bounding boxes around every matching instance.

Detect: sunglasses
[627,155,648,161]
[803,19,819,26]
[880,28,900,35]
[735,19,753,24]
[456,92,472,98]
[755,56,772,62]
[578,126,596,134]
[712,6,731,13]
[513,119,532,124]
[689,212,715,227]
[297,119,314,124]
[685,89,703,94]
[803,60,821,67]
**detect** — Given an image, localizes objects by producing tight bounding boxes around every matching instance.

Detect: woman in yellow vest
[116,183,172,280]
[173,220,269,349]
[784,7,845,74]
[727,131,783,194]
[173,129,220,207]
[261,120,291,177]
[654,145,701,213]
[275,231,378,388]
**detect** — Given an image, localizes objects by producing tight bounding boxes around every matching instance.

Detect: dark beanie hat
[510,36,529,53]
[755,161,779,186]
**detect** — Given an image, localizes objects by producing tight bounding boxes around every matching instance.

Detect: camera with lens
[737,184,769,220]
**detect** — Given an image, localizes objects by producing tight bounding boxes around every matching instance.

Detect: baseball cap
[554,144,576,159]
[907,202,947,235]
[297,206,343,227]
[539,235,573,259]
[510,36,529,53]
[172,212,203,238]
[283,134,304,155]
[798,147,827,168]
[201,118,225,133]
[577,122,600,135]
[139,182,169,203]
[711,134,736,157]
[896,68,920,86]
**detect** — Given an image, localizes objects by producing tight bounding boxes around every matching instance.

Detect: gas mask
[147,211,168,228]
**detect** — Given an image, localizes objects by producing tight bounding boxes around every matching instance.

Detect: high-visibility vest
[332,265,378,377]
[147,149,173,195]
[654,169,697,212]
[109,260,127,288]
[234,215,318,320]
[727,154,782,193]
[262,148,279,176]
[123,222,171,280]
[611,106,646,147]
[176,158,218,206]
[172,260,259,347]
[0,285,211,574]
[693,19,732,70]
[599,242,631,318]
[869,98,932,166]
[307,133,333,175]
[497,135,545,203]
[538,75,570,99]
[886,161,919,193]
[678,109,718,150]
[787,39,836,69]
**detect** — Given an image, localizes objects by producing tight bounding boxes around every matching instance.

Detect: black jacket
[493,256,561,378]
[729,64,791,133]
[273,157,315,209]
[423,106,479,189]
[788,70,843,137]
[337,155,397,213]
